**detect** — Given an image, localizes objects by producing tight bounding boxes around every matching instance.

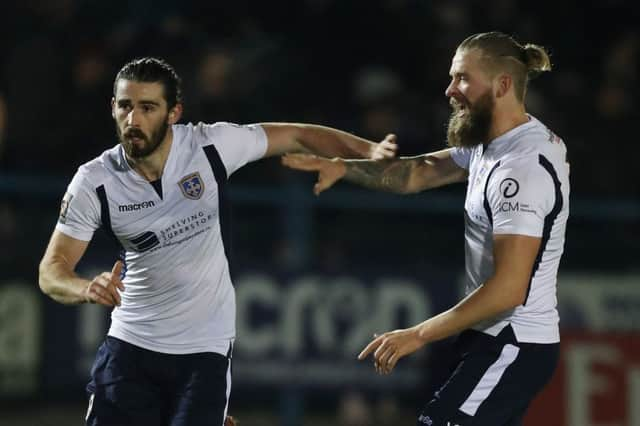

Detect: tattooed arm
[282,148,468,195]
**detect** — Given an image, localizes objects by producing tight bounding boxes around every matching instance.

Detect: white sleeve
[450,147,472,170]
[199,122,268,176]
[54,167,101,241]
[487,158,555,237]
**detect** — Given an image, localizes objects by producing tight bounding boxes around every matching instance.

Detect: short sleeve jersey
[450,115,570,343]
[56,122,268,355]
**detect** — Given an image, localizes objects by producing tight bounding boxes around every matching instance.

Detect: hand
[369,134,398,160]
[357,327,424,375]
[282,154,347,195]
[84,260,125,306]
[225,416,238,426]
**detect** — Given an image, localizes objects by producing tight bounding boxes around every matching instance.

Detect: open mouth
[456,103,468,116]
[451,98,468,115]
[125,133,146,143]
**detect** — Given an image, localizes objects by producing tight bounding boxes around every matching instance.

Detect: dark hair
[458,31,552,102]
[113,57,183,108]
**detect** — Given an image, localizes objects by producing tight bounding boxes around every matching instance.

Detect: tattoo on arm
[344,156,425,193]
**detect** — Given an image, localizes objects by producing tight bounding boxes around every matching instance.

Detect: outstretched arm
[39,230,124,306]
[358,234,541,374]
[261,123,397,159]
[282,148,467,195]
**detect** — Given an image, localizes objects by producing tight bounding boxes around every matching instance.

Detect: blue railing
[1,172,638,221]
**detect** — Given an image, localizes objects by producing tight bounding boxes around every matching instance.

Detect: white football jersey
[451,115,570,343]
[56,122,268,355]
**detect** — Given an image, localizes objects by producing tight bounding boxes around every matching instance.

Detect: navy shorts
[85,336,232,426]
[417,326,559,426]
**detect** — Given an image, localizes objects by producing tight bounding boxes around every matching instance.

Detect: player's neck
[126,129,174,181]
[488,103,528,142]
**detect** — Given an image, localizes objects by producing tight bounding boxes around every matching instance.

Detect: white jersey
[56,122,268,355]
[450,115,569,343]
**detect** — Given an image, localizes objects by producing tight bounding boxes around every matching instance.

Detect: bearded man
[283,31,570,426]
[38,57,397,426]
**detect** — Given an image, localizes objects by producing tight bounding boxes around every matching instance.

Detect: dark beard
[446,91,494,148]
[117,117,169,159]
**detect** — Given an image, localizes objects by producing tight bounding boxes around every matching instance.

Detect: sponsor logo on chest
[118,200,156,212]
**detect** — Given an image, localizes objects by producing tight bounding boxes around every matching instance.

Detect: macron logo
[118,200,156,212]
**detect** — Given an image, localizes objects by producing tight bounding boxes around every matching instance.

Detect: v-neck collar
[117,125,178,200]
[149,178,163,199]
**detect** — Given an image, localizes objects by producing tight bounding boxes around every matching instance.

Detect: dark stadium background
[1,1,638,425]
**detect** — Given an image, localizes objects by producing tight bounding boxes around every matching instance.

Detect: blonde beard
[446,91,494,148]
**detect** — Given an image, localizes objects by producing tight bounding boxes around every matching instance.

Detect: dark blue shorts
[85,336,232,426]
[417,326,559,426]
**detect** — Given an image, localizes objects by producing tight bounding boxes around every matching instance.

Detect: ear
[111,97,116,119]
[168,103,183,124]
[494,74,512,98]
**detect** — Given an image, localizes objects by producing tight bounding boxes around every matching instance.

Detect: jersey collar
[486,114,537,153]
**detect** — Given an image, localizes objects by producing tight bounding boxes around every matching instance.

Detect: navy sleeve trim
[203,144,234,277]
[203,144,228,182]
[96,185,127,276]
[96,185,117,245]
[483,161,502,226]
[523,155,563,305]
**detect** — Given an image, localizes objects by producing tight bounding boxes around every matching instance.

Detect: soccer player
[283,32,569,425]
[38,57,397,426]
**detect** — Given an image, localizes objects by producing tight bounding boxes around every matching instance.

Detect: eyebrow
[117,99,161,106]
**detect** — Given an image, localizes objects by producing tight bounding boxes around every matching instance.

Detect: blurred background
[0,1,638,425]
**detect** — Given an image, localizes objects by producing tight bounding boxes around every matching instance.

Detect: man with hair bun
[284,31,569,425]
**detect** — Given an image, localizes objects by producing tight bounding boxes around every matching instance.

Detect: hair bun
[523,44,552,78]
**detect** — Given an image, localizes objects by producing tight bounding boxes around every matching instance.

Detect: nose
[126,108,140,127]
[445,80,457,98]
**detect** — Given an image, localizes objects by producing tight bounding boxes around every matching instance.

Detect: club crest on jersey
[179,172,205,200]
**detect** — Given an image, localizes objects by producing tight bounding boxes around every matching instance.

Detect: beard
[117,116,169,159]
[446,91,494,148]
